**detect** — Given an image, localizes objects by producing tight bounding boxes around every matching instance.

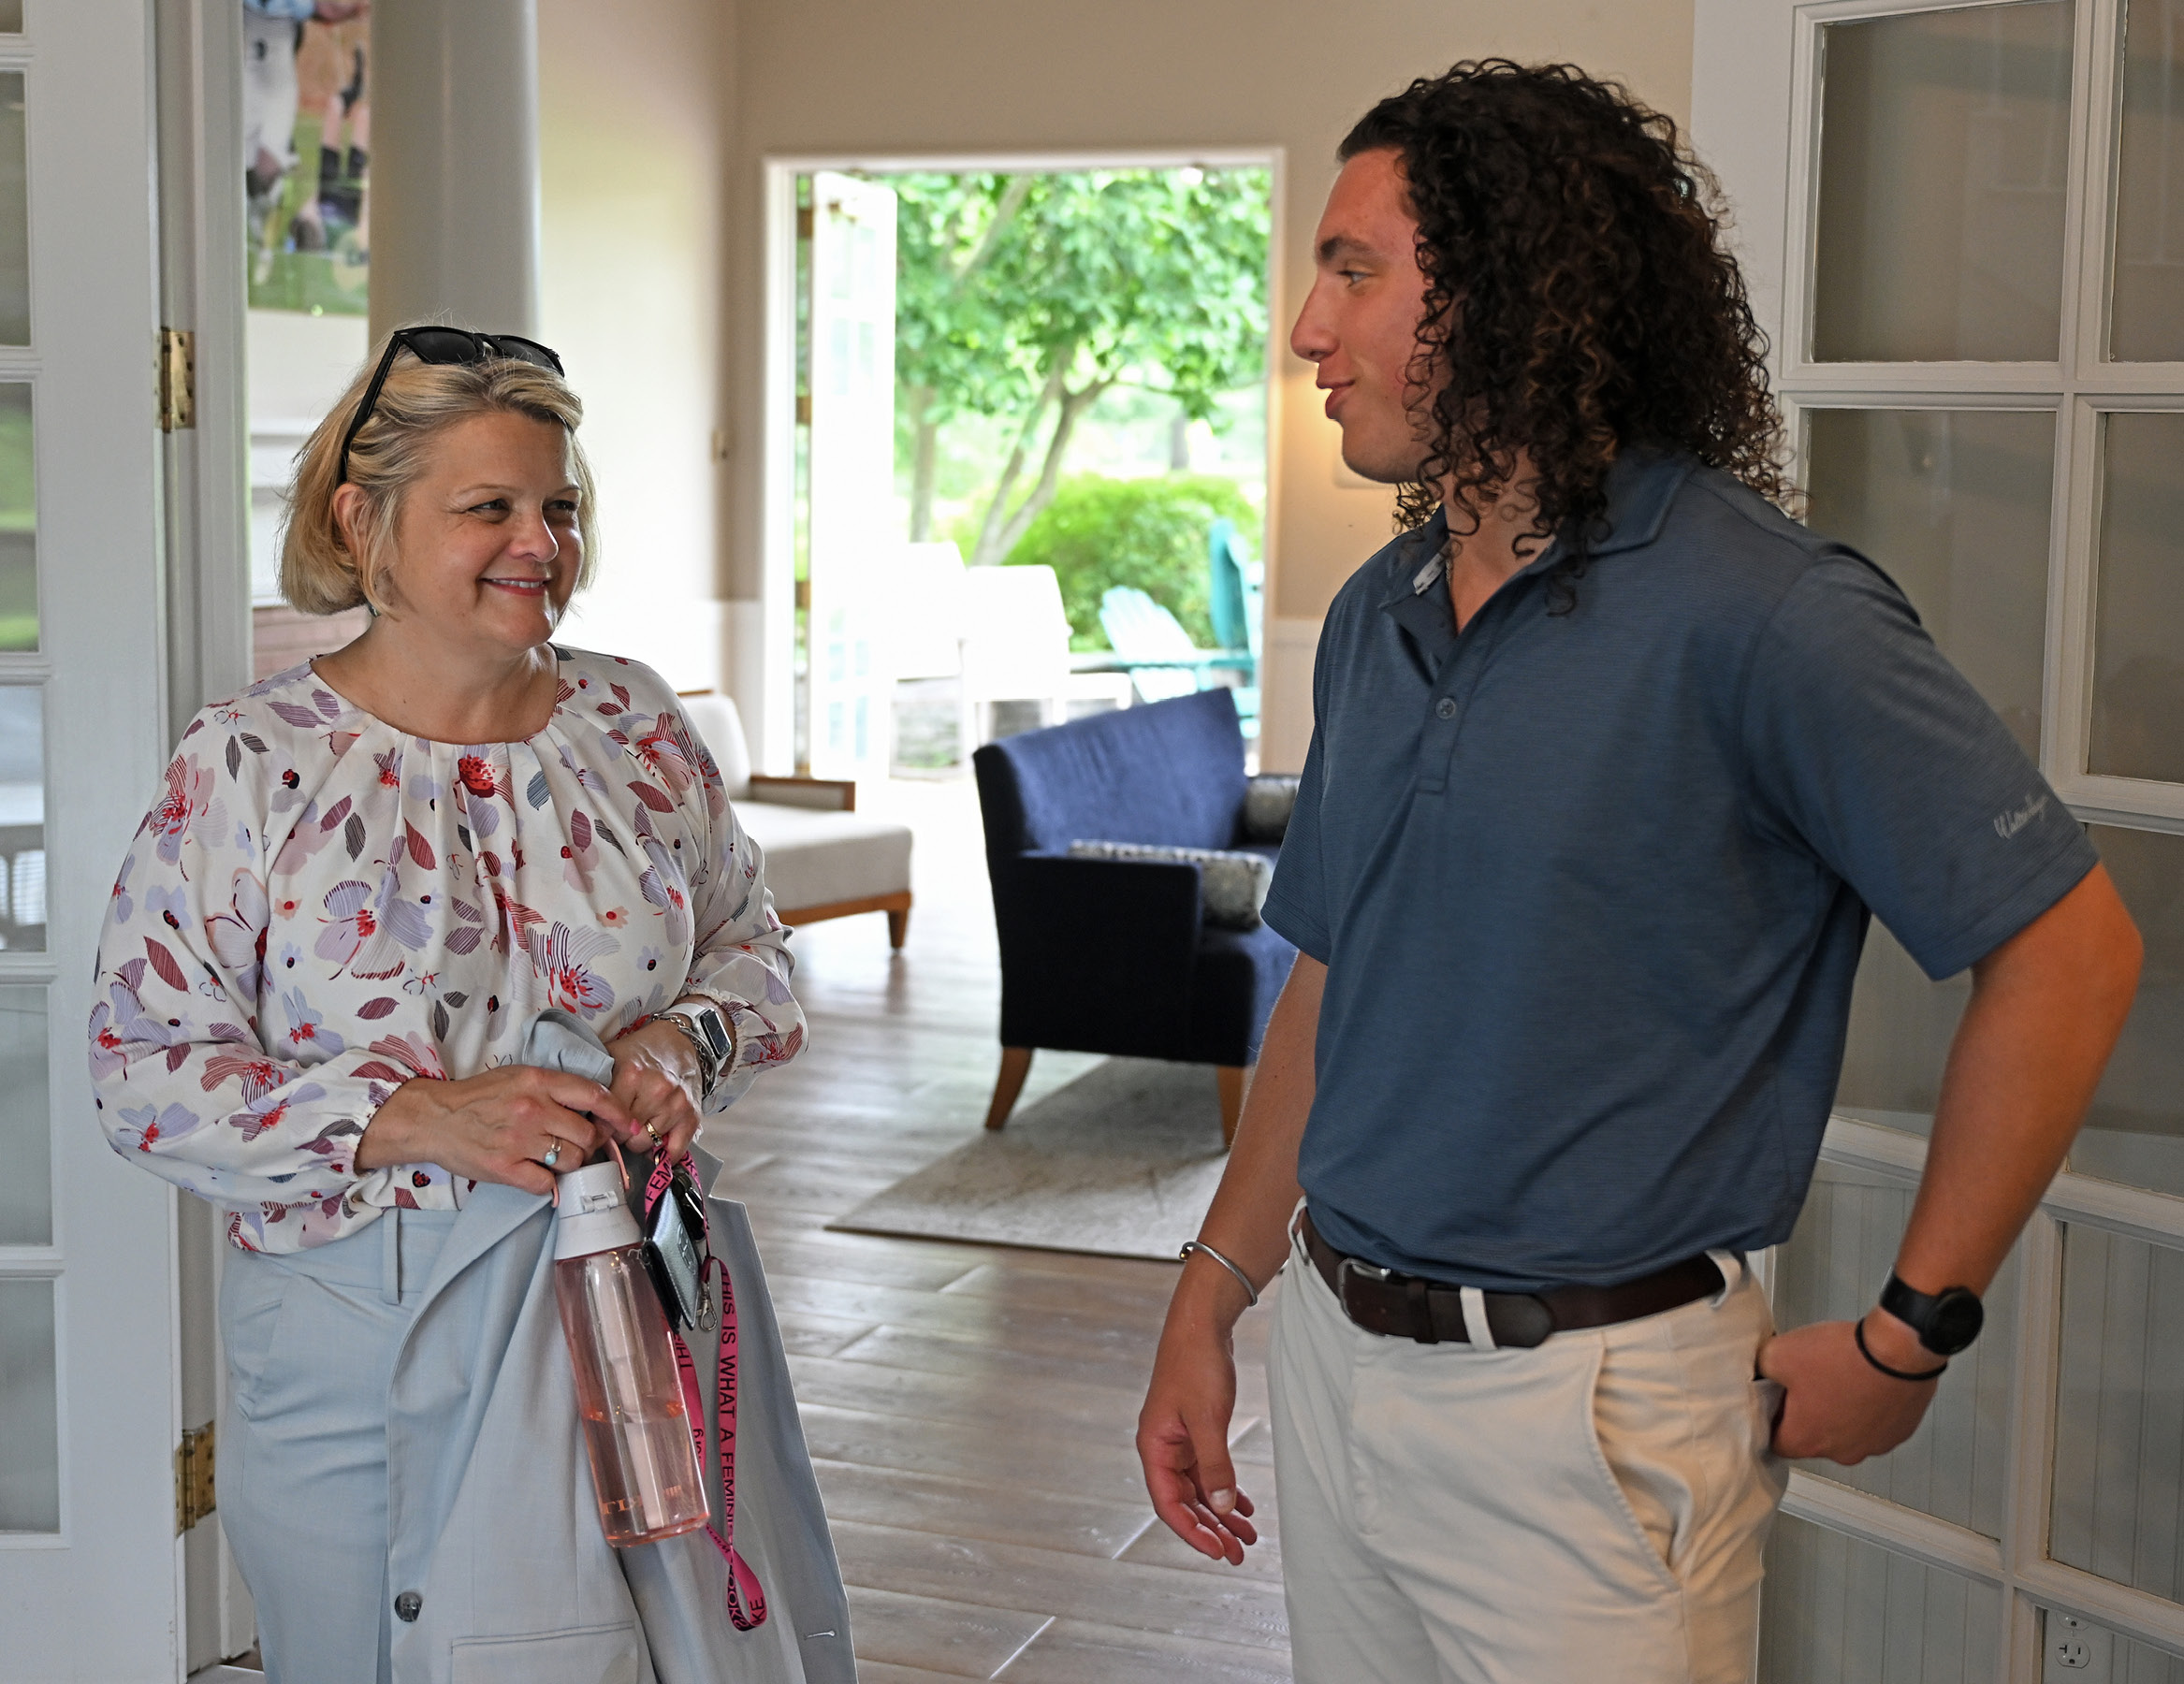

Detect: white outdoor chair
[677,692,914,948]
[957,563,1130,748]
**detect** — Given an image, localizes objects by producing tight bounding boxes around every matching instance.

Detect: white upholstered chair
[678,693,915,948]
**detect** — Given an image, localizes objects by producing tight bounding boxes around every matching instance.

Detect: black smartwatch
[662,1000,735,1098]
[1878,1272,1985,1357]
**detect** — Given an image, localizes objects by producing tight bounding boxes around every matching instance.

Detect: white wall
[535,0,734,691]
[722,0,1696,769]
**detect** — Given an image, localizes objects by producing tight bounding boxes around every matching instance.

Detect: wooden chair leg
[886,903,910,949]
[984,1046,1034,1130]
[1217,1065,1248,1149]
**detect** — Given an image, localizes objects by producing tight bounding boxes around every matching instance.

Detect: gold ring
[643,1121,663,1151]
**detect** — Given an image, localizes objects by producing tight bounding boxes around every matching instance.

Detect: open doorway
[762,152,1280,781]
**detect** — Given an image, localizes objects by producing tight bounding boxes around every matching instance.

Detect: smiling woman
[84,329,831,1680]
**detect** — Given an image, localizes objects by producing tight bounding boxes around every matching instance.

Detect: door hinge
[157,327,197,432]
[176,1419,215,1533]
[796,205,813,241]
[795,393,811,428]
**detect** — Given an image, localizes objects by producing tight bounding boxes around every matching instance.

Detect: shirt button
[1434,697,1458,720]
[394,1590,423,1623]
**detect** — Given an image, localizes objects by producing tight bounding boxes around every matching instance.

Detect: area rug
[826,1057,1228,1261]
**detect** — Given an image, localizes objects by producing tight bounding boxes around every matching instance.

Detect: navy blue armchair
[971,689,1296,1146]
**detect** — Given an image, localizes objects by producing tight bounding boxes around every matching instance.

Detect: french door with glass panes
[0,2,199,1679]
[1695,1,2184,1677]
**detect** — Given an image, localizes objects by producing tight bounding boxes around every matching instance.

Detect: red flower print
[458,755,499,799]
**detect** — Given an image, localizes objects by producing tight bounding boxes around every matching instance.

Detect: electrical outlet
[2044,1611,2114,1683]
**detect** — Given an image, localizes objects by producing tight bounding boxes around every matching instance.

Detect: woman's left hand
[608,1020,704,1160]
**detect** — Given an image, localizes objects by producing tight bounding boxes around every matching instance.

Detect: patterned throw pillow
[1243,775,1300,842]
[1067,839,1274,931]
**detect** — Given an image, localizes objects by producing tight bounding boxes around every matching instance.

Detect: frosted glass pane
[2090,414,2184,782]
[0,1277,58,1532]
[1813,2,2074,362]
[1759,1515,2002,1682]
[0,5,22,36]
[0,385,36,652]
[2053,1225,2184,1601]
[0,686,39,953]
[1809,408,2054,1140]
[1805,409,2051,756]
[2070,826,2184,1195]
[1775,1162,2017,1536]
[0,74,24,347]
[2114,0,2184,360]
[0,985,46,1245]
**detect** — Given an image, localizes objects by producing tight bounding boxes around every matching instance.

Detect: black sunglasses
[336,327,566,486]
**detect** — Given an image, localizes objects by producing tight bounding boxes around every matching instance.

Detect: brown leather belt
[1300,1212,1725,1349]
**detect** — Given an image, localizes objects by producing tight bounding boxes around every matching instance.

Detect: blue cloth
[1262,451,2096,1291]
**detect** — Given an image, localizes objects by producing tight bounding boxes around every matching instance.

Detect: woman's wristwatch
[660,999,735,1099]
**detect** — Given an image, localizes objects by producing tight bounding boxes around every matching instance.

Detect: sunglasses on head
[336,327,566,486]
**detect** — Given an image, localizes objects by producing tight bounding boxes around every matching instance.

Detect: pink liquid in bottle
[552,1161,709,1546]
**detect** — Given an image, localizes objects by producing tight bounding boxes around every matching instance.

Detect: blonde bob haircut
[280,339,599,616]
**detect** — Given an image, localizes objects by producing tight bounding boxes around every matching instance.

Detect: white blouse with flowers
[89,647,804,1254]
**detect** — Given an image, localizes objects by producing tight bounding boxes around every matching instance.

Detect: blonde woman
[90,328,837,1681]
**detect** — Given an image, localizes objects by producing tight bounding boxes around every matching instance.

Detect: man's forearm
[1890,866,2141,1309]
[1177,952,1325,1323]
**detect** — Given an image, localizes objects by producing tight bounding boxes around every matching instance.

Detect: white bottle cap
[553,1159,643,1260]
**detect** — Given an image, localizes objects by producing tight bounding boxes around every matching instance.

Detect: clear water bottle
[552,1159,710,1546]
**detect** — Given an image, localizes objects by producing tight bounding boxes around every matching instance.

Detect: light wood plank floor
[702,778,1289,1682]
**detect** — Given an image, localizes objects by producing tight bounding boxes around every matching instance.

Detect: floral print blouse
[89,648,805,1254]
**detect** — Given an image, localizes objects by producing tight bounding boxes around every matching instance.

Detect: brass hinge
[175,1419,215,1533]
[157,327,197,432]
[795,393,811,428]
[796,205,813,241]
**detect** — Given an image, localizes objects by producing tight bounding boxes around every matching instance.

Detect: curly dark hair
[1339,60,1791,609]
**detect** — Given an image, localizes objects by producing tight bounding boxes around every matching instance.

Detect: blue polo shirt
[1263,450,2096,1291]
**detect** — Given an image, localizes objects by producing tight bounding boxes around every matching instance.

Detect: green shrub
[1001,473,1258,650]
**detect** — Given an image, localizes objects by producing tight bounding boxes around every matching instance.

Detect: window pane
[0,1276,58,1532]
[0,686,39,952]
[1809,407,2054,1141]
[0,985,46,1245]
[2053,1225,2184,1602]
[2114,0,2184,360]
[0,385,35,652]
[1805,409,2052,757]
[2090,414,2184,783]
[0,74,24,347]
[1775,1162,2017,1537]
[1760,1514,2002,1682]
[2071,826,2184,1195]
[0,5,22,36]
[1813,2,2074,362]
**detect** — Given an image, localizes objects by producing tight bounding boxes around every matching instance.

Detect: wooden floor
[701,777,1289,1683]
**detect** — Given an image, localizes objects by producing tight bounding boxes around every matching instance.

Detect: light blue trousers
[218,1208,458,1684]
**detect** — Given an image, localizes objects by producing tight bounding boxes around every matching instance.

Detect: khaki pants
[1268,1225,1787,1683]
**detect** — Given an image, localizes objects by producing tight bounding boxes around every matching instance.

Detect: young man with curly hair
[1137,61,2144,1682]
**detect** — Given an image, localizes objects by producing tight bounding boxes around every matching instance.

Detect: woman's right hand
[354,1067,639,1195]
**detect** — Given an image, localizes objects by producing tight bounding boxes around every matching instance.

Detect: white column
[368,0,543,341]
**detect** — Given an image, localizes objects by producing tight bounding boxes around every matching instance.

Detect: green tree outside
[892,168,1271,569]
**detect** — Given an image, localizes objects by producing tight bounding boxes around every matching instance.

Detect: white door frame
[151,0,256,1671]
[755,146,1286,777]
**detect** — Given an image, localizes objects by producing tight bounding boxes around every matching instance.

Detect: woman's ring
[643,1121,663,1151]
[542,1143,562,1169]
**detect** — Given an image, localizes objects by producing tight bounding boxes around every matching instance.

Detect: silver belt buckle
[1335,1255,1391,1326]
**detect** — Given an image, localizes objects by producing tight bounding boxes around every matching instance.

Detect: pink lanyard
[645,1150,768,1631]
